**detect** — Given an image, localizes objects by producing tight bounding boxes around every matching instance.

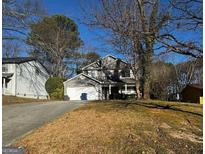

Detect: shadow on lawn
[111,101,203,117]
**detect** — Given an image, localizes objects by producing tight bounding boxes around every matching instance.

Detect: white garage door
[66,86,99,100]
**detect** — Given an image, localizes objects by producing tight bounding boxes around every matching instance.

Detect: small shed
[181,84,203,103]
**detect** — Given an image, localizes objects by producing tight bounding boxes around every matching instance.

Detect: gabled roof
[64,73,102,84]
[81,55,115,70]
[2,57,50,74]
[2,57,36,64]
[181,84,203,93]
[104,54,118,60]
[184,84,203,90]
[82,54,129,70]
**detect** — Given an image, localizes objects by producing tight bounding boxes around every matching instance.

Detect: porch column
[125,84,127,94]
[109,84,111,95]
[3,78,5,94]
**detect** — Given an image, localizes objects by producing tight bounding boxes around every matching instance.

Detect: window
[2,65,8,72]
[127,87,135,92]
[121,69,130,77]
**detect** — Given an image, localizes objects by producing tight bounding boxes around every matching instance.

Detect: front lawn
[15,100,203,153]
[3,95,49,105]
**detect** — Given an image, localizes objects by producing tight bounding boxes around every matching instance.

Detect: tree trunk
[143,75,150,99]
[141,38,153,99]
[142,55,151,99]
[135,77,141,99]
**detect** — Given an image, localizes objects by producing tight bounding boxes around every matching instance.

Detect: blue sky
[43,0,116,57]
[42,0,201,63]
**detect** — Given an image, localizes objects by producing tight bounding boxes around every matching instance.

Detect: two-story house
[64,55,138,100]
[2,57,50,99]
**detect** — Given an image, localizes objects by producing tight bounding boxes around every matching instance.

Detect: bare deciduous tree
[81,0,170,99]
[3,0,46,41]
[3,40,21,58]
[80,0,202,99]
[150,60,176,100]
[170,0,202,30]
[174,58,203,92]
[157,0,202,58]
[2,0,46,58]
[67,44,100,75]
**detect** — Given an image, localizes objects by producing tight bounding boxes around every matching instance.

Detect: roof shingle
[2,57,36,64]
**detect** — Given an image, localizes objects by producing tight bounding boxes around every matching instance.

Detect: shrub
[45,77,64,100]
[50,87,64,100]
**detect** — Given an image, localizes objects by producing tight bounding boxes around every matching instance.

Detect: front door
[110,87,120,99]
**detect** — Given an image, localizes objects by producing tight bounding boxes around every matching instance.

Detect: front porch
[101,83,136,100]
[2,73,14,95]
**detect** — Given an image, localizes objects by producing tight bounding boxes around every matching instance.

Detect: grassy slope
[15,100,202,154]
[2,95,49,105]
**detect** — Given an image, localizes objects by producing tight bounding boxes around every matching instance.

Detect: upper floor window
[121,69,130,78]
[2,65,8,72]
[88,70,96,77]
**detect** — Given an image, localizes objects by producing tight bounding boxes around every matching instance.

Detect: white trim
[82,54,119,70]
[63,73,82,83]
[125,84,127,94]
[105,54,128,64]
[64,73,83,83]
[81,54,129,71]
[63,73,102,84]
[81,61,98,70]
[109,84,111,94]
[118,58,129,64]
[2,78,5,94]
[82,73,102,83]
[104,54,117,60]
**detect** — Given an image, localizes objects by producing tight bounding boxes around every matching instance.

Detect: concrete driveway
[3,101,84,146]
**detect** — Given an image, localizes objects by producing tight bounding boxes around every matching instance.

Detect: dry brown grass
[2,95,49,105]
[15,100,203,154]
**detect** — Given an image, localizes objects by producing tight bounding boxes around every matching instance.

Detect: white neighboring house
[64,55,139,100]
[2,57,50,99]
